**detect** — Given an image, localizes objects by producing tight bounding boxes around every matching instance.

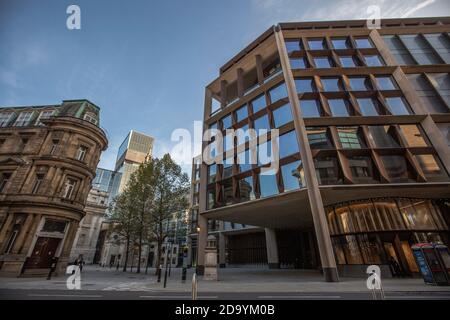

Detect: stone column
[218,231,226,268]
[274,26,339,282]
[265,228,280,269]
[196,214,207,275]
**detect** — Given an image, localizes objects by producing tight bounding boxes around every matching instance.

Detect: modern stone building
[69,188,109,264]
[196,17,450,281]
[0,100,108,276]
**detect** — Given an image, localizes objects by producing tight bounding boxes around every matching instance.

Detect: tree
[149,154,190,276]
[109,188,138,272]
[126,160,155,273]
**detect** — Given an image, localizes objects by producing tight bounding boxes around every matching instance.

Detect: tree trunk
[155,238,162,276]
[137,233,142,273]
[123,236,130,272]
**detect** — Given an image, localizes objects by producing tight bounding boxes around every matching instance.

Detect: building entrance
[25,237,61,269]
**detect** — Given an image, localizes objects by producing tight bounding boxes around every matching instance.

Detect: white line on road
[258,295,341,299]
[28,294,103,298]
[139,295,218,299]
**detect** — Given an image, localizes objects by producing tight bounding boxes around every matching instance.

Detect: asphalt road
[1,289,449,300]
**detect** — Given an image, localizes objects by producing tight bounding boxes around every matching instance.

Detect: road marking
[258,295,341,299]
[386,295,450,300]
[28,294,103,298]
[139,295,218,299]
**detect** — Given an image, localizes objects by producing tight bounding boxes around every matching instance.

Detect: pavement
[0,265,449,300]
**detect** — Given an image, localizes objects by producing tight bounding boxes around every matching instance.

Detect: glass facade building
[197,17,450,277]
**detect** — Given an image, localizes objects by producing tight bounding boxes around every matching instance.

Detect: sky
[1,0,449,175]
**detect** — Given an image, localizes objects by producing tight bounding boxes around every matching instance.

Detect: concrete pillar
[196,214,207,275]
[265,228,280,269]
[275,25,339,282]
[218,232,226,268]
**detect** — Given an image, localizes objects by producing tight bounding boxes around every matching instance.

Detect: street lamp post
[195,226,200,275]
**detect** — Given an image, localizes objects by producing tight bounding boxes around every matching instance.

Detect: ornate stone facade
[0,100,108,276]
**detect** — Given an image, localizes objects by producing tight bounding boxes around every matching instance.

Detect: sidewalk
[1,265,449,293]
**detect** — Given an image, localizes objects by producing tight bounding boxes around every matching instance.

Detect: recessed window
[399,125,428,147]
[314,157,342,185]
[31,174,45,194]
[239,176,255,201]
[331,38,350,49]
[357,98,380,116]
[269,83,288,103]
[223,133,234,151]
[36,110,54,126]
[0,112,13,127]
[364,55,384,66]
[50,140,59,155]
[375,76,397,90]
[307,127,334,149]
[221,114,232,129]
[83,112,98,125]
[258,172,279,198]
[381,155,415,183]
[348,156,378,183]
[14,111,33,127]
[355,37,373,48]
[328,99,350,117]
[290,58,308,69]
[349,77,370,91]
[0,172,12,193]
[385,97,410,115]
[76,145,88,161]
[300,99,321,117]
[295,78,316,92]
[251,94,266,113]
[62,178,77,199]
[308,38,326,50]
[415,154,447,181]
[337,127,365,149]
[207,189,216,209]
[236,124,250,146]
[321,78,342,91]
[314,57,333,68]
[368,126,401,148]
[234,105,248,123]
[272,103,293,128]
[281,160,304,191]
[278,130,299,159]
[253,114,271,134]
[339,56,357,67]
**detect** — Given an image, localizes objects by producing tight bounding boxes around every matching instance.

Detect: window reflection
[368,126,401,148]
[321,78,342,91]
[314,156,342,185]
[300,99,321,117]
[381,155,415,182]
[364,55,384,66]
[340,56,357,67]
[375,76,397,90]
[235,105,248,123]
[251,94,266,113]
[415,154,448,181]
[254,114,271,133]
[278,130,299,159]
[258,172,279,198]
[337,127,366,149]
[295,78,316,93]
[269,83,288,104]
[307,127,334,149]
[272,103,293,128]
[348,156,378,183]
[399,125,428,147]
[239,176,255,202]
[357,98,380,116]
[281,160,304,191]
[328,99,350,117]
[349,77,370,91]
[290,58,308,69]
[385,97,411,115]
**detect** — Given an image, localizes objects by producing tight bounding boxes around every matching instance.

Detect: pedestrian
[77,254,85,273]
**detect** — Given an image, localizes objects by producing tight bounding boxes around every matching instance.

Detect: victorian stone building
[0,100,108,276]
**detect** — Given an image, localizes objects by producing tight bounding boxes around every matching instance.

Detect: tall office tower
[115,130,154,193]
[92,167,122,205]
[0,99,108,276]
[196,17,450,281]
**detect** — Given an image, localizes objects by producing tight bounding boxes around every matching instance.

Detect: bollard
[163,265,169,288]
[181,267,187,282]
[192,273,198,300]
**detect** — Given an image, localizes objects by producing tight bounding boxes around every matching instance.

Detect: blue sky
[1,0,448,174]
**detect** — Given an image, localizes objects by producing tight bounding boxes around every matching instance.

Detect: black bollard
[181,267,187,282]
